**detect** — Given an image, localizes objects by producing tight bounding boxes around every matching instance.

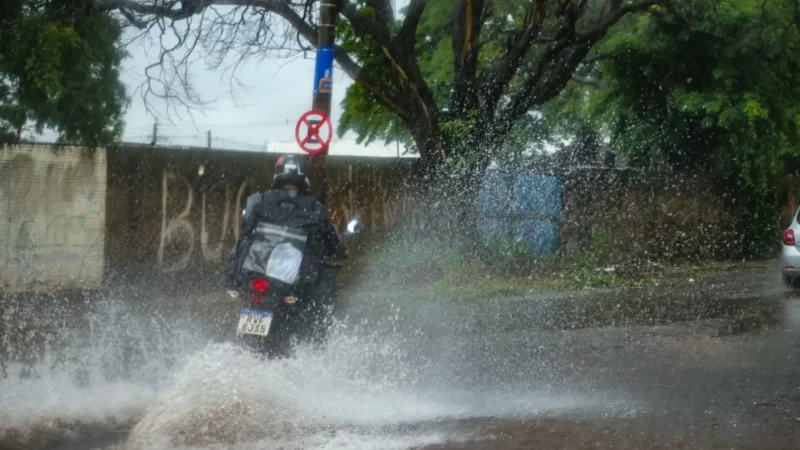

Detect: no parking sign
[294,110,333,155]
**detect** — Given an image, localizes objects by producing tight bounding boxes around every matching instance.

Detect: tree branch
[580,0,663,42]
[396,0,428,47]
[583,52,612,65]
[478,0,547,116]
[365,0,395,25]
[119,7,149,28]
[338,0,396,47]
[96,0,319,41]
[339,0,439,124]
[571,74,600,87]
[95,0,195,22]
[499,0,664,139]
[451,0,487,115]
[97,0,417,129]
[333,46,409,121]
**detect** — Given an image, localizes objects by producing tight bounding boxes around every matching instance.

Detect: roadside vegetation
[334,233,781,335]
[1,0,125,145]
[339,234,772,302]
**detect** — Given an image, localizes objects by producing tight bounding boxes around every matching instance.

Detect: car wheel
[784,274,796,287]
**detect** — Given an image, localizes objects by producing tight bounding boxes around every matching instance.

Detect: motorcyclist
[226,154,347,339]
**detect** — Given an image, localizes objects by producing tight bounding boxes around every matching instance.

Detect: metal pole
[308,0,338,205]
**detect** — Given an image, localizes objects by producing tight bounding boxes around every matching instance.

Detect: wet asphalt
[344,267,800,448]
[14,264,800,449]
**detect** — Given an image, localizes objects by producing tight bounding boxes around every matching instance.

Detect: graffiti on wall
[1,212,105,283]
[328,169,425,236]
[155,167,426,272]
[158,171,253,272]
[0,146,106,292]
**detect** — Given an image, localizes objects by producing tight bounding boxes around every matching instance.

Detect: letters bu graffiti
[158,171,253,272]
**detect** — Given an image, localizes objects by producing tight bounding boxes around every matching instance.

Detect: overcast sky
[117,2,411,157]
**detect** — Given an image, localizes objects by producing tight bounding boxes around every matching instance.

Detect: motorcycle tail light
[250,278,270,294]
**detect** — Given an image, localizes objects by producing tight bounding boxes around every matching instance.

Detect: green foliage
[0,0,127,146]
[545,0,800,257]
[439,110,480,172]
[481,238,542,275]
[593,1,800,183]
[338,82,411,147]
[336,0,565,161]
[336,0,407,147]
[566,233,619,287]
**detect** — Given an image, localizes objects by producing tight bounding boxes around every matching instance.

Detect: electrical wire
[124,119,291,130]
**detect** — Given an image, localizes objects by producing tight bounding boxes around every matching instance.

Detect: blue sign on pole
[313,46,335,96]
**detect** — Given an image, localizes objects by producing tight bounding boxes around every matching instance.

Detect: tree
[550,0,800,256]
[1,0,128,146]
[93,0,664,174]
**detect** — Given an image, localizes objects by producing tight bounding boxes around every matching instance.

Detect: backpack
[230,190,326,289]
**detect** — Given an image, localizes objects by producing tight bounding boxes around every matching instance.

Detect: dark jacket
[226,189,345,287]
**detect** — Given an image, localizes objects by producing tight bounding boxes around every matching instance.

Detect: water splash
[1,293,607,450]
[0,292,208,447]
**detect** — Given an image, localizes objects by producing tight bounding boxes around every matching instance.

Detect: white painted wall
[0,145,107,293]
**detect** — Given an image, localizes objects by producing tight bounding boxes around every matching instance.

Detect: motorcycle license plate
[237,309,273,336]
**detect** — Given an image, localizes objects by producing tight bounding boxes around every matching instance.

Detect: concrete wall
[0,145,107,293]
[0,143,743,292]
[105,145,418,277]
[560,169,737,261]
[477,168,736,261]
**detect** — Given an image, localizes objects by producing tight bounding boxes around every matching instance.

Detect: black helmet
[272,154,310,192]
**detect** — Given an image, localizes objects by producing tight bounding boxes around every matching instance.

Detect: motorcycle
[227,218,362,358]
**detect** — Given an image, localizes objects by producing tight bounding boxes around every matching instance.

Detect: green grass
[429,276,533,298]
[340,235,761,302]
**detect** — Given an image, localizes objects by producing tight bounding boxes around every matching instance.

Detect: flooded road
[3,273,800,449]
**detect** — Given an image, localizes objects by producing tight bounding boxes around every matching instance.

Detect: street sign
[313,46,335,96]
[295,110,333,155]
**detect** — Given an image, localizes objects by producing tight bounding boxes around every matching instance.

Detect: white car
[781,207,800,286]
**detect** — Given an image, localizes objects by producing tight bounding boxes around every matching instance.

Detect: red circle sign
[295,110,333,155]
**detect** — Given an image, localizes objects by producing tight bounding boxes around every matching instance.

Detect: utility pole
[151,122,158,146]
[308,0,338,205]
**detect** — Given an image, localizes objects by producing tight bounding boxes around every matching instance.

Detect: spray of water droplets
[0,289,609,450]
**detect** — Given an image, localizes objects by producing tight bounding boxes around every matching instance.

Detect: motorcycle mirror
[345,218,363,235]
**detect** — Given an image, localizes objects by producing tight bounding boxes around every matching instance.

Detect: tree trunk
[409,127,497,248]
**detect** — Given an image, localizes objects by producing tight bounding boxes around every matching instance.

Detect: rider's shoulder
[248,191,267,200]
[259,189,280,200]
[244,191,264,211]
